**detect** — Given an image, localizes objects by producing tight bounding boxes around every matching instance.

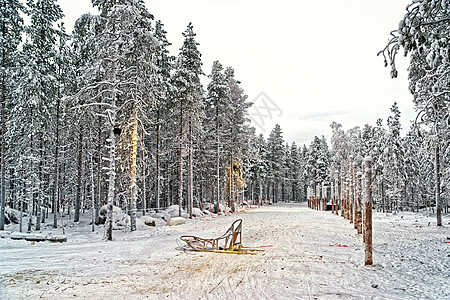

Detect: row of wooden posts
[307,156,373,266]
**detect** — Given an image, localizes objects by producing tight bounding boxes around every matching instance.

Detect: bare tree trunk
[142,129,147,215]
[52,96,61,228]
[364,157,373,266]
[155,109,160,212]
[215,104,220,213]
[96,117,102,223]
[74,127,83,222]
[130,110,138,231]
[230,154,234,212]
[348,156,353,224]
[90,153,95,232]
[0,73,6,230]
[188,117,193,218]
[435,141,442,226]
[178,104,183,217]
[36,136,44,231]
[106,113,116,241]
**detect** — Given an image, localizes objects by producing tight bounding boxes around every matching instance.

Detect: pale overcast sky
[59,0,415,146]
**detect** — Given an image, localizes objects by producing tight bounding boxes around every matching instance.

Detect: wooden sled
[179,219,263,255]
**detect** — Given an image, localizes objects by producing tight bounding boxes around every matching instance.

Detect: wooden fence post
[356,171,363,234]
[364,156,373,266]
[331,182,335,214]
[335,172,339,215]
[348,156,354,224]
[316,184,320,210]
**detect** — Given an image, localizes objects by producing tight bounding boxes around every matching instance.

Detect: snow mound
[167,217,186,226]
[192,207,204,217]
[163,205,189,218]
[150,212,170,221]
[8,232,67,242]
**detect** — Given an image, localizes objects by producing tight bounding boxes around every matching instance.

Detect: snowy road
[1,202,449,299]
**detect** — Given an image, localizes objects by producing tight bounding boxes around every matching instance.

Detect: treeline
[326,102,449,215]
[0,0,309,235]
[314,0,449,227]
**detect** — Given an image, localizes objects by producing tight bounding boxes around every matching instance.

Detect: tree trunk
[155,109,160,212]
[229,154,234,212]
[364,157,373,266]
[178,103,183,217]
[130,110,138,231]
[106,114,116,241]
[142,129,147,215]
[36,136,44,231]
[215,104,220,213]
[435,141,442,226]
[90,153,95,232]
[0,72,6,230]
[188,116,193,218]
[51,95,61,228]
[96,117,102,223]
[74,127,83,222]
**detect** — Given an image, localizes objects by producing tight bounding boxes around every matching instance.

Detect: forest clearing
[1,202,449,299]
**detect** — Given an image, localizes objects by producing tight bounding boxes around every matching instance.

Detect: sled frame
[180,219,262,255]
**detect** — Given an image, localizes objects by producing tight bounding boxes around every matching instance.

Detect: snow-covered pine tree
[370,119,387,211]
[10,0,63,231]
[379,0,449,225]
[205,60,230,212]
[76,0,158,237]
[171,23,204,217]
[224,67,250,209]
[330,121,349,203]
[288,142,300,201]
[151,20,174,213]
[52,22,72,228]
[0,0,24,230]
[383,102,405,212]
[266,124,285,203]
[403,125,431,211]
[113,1,157,231]
[251,133,268,205]
[305,136,330,199]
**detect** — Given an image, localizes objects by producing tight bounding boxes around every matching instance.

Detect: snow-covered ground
[1,202,449,299]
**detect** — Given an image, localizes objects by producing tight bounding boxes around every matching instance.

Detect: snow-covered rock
[167,217,186,226]
[98,205,123,225]
[98,205,130,229]
[4,207,24,225]
[140,216,159,227]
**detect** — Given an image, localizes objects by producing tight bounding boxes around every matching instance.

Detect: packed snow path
[1,202,449,299]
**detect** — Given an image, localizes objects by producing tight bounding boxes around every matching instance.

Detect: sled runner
[179,219,264,255]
